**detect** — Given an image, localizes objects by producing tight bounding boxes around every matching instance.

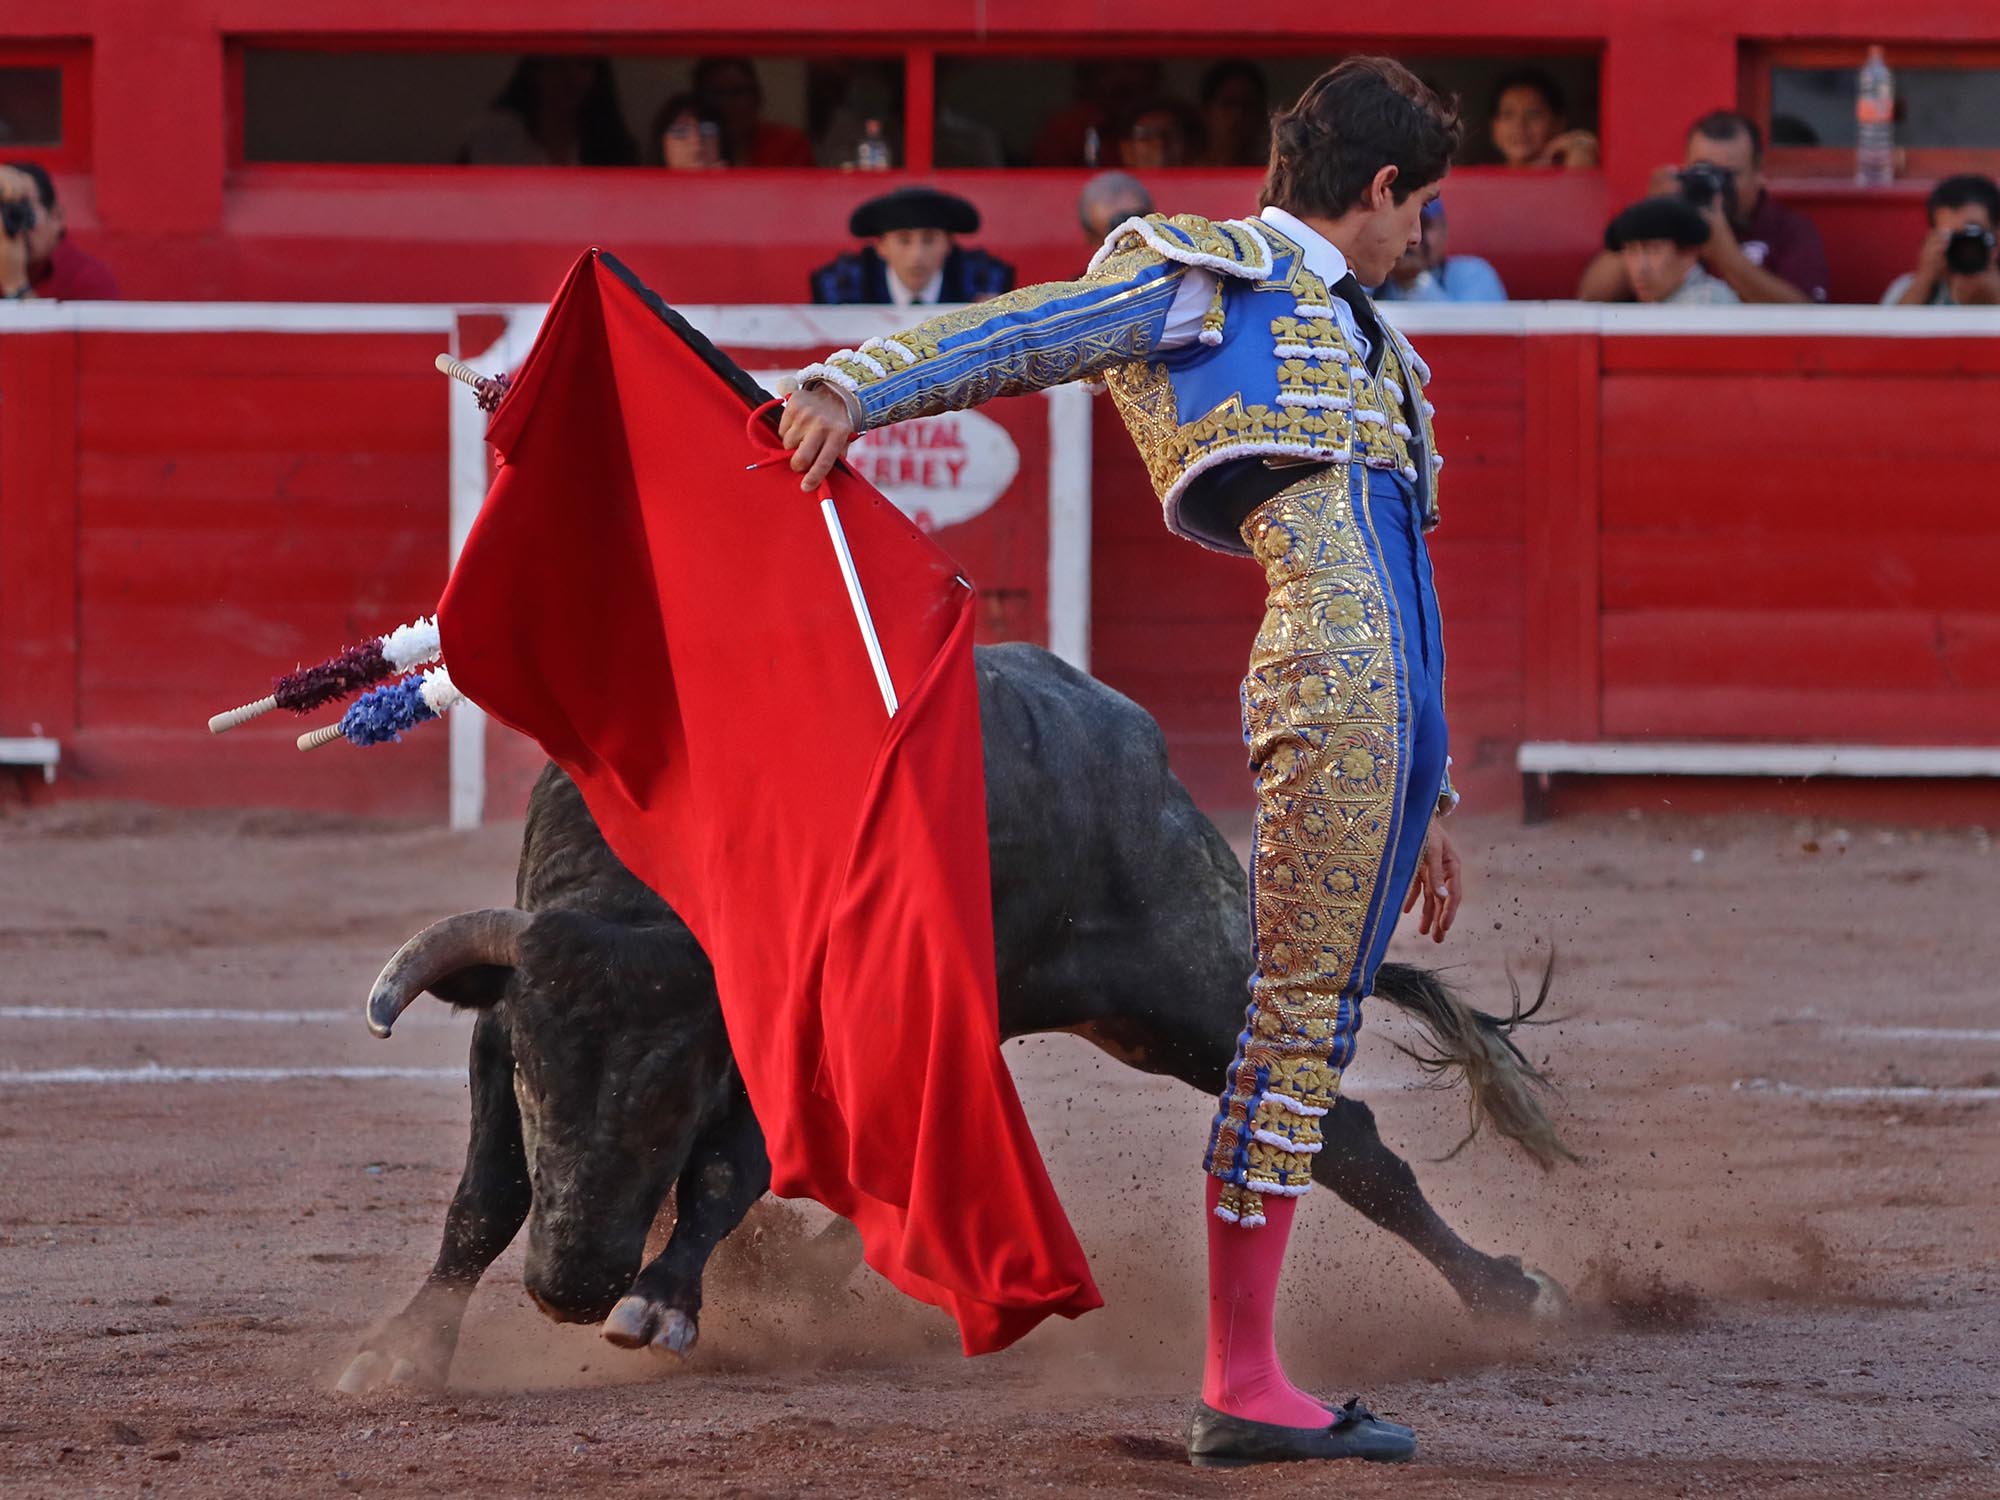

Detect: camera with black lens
[1677,163,1738,218]
[0,197,34,239]
[1945,224,1996,275]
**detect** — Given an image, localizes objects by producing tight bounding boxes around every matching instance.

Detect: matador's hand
[1403,821,1463,942]
[778,384,858,491]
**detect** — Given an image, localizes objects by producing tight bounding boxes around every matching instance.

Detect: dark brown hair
[1261,57,1462,217]
[1687,108,1762,164]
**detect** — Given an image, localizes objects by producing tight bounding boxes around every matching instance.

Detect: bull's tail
[1372,953,1578,1170]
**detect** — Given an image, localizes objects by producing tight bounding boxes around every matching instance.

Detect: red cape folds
[437,251,1101,1354]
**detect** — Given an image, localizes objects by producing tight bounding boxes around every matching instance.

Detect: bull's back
[973,644,1251,1027]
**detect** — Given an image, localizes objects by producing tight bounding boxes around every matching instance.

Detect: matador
[782,57,1466,1467]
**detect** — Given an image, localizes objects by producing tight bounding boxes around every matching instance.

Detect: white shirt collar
[1259,206,1352,290]
[887,267,946,308]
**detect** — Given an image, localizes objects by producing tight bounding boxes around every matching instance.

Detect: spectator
[1077,170,1153,246]
[694,58,815,168]
[1121,100,1203,170]
[460,56,638,167]
[809,187,1015,306]
[1577,110,1828,304]
[1195,60,1270,168]
[1033,59,1162,167]
[1603,196,1740,305]
[651,93,730,169]
[1486,68,1598,169]
[1375,197,1507,302]
[0,162,117,300]
[1881,174,2000,306]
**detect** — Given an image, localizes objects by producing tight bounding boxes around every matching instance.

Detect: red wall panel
[1596,343,2000,750]
[44,330,452,812]
[0,334,80,743]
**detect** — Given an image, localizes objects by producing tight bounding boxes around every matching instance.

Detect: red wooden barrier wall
[6,312,1999,823]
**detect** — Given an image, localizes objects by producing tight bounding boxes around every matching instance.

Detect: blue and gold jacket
[798,212,1443,556]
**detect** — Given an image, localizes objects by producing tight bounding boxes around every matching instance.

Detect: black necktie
[1329,272,1387,378]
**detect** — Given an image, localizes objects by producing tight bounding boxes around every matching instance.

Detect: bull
[337,643,1566,1394]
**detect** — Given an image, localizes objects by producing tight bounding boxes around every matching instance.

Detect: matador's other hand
[778,384,858,491]
[1403,822,1463,942]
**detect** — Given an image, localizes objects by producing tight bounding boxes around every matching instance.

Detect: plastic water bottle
[1855,46,1895,186]
[856,119,892,172]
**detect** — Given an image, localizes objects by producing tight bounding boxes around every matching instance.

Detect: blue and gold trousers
[1204,463,1449,1226]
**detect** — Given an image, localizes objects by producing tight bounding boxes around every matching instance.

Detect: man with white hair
[1076,170,1154,247]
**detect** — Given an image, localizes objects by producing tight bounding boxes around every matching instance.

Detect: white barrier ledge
[1518,741,2000,778]
[10,299,2000,342]
[0,737,60,785]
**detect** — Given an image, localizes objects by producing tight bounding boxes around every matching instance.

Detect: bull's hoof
[600,1295,699,1357]
[1524,1268,1570,1322]
[1473,1255,1571,1324]
[335,1347,447,1396]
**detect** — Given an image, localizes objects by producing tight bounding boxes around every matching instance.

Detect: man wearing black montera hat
[783,57,1474,1467]
[809,185,1016,306]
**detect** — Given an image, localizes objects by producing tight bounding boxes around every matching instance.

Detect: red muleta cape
[437,251,1101,1353]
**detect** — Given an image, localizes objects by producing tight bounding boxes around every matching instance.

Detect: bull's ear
[425,965,513,1009]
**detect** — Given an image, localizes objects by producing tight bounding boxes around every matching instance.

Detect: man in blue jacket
[809,186,1016,306]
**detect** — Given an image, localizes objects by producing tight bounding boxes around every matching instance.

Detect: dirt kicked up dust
[1,801,1996,1498]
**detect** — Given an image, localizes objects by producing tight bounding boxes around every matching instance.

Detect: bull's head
[366,907,732,1325]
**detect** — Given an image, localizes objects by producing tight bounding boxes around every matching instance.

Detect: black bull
[338,643,1567,1394]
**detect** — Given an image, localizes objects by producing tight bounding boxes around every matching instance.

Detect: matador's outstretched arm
[796,244,1189,431]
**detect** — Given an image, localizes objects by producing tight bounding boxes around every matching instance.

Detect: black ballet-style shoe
[1186,1397,1418,1467]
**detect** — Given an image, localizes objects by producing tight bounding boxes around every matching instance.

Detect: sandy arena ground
[1,797,1996,1498]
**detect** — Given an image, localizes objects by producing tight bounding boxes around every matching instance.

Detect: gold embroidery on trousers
[1205,465,1406,1226]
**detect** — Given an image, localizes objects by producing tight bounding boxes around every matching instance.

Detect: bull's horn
[366,908,531,1039]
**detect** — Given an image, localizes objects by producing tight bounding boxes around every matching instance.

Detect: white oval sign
[846,410,1019,531]
[747,371,1019,533]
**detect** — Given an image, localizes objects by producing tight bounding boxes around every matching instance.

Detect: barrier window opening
[931,50,1601,170]
[239,49,906,169]
[0,65,62,147]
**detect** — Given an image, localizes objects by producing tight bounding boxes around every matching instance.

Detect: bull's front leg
[1314,1095,1564,1319]
[600,1074,772,1357]
[337,1013,532,1394]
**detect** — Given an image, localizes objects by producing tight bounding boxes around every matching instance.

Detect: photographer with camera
[1881,175,2000,306]
[1,162,118,301]
[1576,110,1827,305]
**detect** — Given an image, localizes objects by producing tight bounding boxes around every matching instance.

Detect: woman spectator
[1487,67,1598,169]
[460,55,639,167]
[652,92,730,169]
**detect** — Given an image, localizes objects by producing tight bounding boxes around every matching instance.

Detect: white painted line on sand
[0,1064,463,1087]
[0,1006,450,1028]
[1734,1079,2000,1103]
[1838,1026,2000,1044]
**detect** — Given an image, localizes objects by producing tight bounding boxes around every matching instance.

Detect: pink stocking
[1200,1176,1328,1427]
